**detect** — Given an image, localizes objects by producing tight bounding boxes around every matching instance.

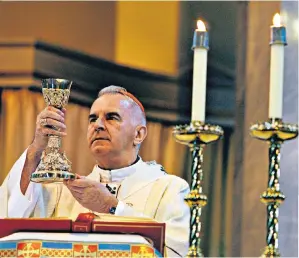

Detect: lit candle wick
[197,20,206,32]
[273,13,282,27]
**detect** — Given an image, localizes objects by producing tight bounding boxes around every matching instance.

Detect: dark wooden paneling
[0,40,235,128]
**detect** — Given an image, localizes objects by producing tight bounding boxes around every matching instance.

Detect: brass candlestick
[31,79,75,183]
[173,121,224,257]
[250,118,298,257]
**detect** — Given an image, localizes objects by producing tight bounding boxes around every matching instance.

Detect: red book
[72,213,166,255]
[0,218,71,238]
[91,220,165,255]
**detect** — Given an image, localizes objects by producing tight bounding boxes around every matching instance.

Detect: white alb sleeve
[6,149,41,218]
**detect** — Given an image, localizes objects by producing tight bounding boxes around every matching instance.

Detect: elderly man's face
[87,94,137,158]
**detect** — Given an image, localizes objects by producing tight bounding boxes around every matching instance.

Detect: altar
[0,215,165,257]
[0,232,162,257]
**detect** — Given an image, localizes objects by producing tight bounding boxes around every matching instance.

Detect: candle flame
[273,13,281,27]
[197,20,206,31]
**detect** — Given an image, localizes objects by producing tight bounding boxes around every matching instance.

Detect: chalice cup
[31,78,75,183]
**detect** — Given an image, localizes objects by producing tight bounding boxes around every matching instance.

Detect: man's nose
[94,117,105,131]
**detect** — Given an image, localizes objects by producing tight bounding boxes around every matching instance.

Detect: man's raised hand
[32,106,67,152]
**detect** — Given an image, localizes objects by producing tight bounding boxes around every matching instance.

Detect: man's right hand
[31,106,67,152]
[20,106,67,195]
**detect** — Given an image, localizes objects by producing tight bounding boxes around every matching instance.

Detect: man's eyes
[88,114,119,123]
[107,114,119,120]
[89,117,97,123]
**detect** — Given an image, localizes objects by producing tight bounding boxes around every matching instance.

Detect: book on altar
[0,213,165,254]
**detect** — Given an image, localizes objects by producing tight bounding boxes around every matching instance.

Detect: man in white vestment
[0,86,190,257]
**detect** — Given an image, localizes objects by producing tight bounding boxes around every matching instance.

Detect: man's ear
[133,125,147,146]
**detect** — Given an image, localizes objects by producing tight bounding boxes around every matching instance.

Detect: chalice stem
[48,135,62,151]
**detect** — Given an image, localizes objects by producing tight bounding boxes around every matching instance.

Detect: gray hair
[98,85,127,97]
[98,85,146,125]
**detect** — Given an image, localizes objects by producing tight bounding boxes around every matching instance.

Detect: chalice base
[31,170,75,183]
[31,138,74,183]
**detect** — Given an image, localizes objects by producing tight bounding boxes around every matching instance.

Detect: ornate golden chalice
[31,79,75,183]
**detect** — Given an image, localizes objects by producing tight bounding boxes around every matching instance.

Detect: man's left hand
[64,176,118,213]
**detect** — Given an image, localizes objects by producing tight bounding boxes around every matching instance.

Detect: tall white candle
[191,20,209,122]
[269,13,287,119]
